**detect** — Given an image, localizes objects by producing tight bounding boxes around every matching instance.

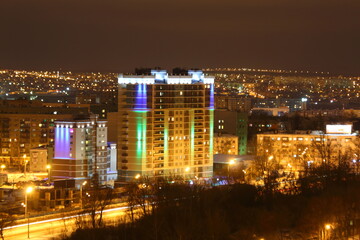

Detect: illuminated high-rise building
[52,115,110,187]
[118,70,214,181]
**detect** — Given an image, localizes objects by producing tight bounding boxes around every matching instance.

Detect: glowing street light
[46,164,51,184]
[23,154,28,176]
[80,181,87,210]
[321,223,333,240]
[25,186,33,239]
[1,164,5,173]
[227,159,236,181]
[325,224,332,230]
[135,174,141,180]
[184,167,190,180]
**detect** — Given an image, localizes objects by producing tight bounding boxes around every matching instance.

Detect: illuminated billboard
[326,124,352,134]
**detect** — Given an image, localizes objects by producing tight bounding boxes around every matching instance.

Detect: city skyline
[0,0,359,75]
[0,1,360,238]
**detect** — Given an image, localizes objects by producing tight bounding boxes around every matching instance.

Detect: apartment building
[118,70,214,180]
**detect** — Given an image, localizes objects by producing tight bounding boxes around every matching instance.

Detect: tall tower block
[118,70,214,181]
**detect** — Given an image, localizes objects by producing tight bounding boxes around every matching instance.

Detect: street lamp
[46,164,51,184]
[25,186,33,239]
[321,223,332,240]
[184,167,190,180]
[325,224,331,230]
[227,159,236,182]
[80,181,87,210]
[1,164,5,173]
[135,174,141,180]
[23,154,28,176]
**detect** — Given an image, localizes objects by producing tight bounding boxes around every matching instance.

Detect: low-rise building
[257,124,359,173]
[29,147,50,172]
[251,106,289,117]
[214,134,238,155]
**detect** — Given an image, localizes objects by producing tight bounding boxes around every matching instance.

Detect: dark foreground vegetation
[64,164,360,240]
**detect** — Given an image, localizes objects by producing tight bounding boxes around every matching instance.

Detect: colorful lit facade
[118,70,214,180]
[52,115,111,186]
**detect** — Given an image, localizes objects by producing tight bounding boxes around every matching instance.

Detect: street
[3,206,129,240]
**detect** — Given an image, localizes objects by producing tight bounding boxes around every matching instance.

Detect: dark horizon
[1,0,359,75]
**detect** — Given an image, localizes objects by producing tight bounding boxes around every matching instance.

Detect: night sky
[0,0,359,74]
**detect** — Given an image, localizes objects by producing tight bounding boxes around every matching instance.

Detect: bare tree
[311,134,336,167]
[81,187,114,228]
[351,135,360,174]
[124,176,159,223]
[251,142,282,195]
[0,207,15,240]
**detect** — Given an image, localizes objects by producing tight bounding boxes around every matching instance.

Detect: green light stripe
[136,112,147,169]
[209,110,214,158]
[190,111,194,164]
[164,127,168,162]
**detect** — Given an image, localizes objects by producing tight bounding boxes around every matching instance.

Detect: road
[3,206,129,240]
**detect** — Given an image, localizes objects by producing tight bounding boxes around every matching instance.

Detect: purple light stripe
[135,84,147,110]
[54,127,71,158]
[210,83,214,109]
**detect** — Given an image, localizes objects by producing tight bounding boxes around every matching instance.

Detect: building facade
[52,115,109,186]
[257,125,359,173]
[252,98,307,112]
[29,147,49,172]
[106,142,118,184]
[0,113,74,167]
[214,110,248,155]
[213,134,238,155]
[118,70,214,180]
[215,96,252,112]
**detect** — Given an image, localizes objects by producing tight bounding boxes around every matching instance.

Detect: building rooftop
[118,70,214,85]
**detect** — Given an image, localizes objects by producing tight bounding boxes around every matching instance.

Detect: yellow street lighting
[23,154,28,176]
[26,186,33,194]
[268,155,274,161]
[184,167,191,181]
[135,174,141,179]
[25,186,33,239]
[46,164,51,183]
[80,180,87,209]
[227,159,236,182]
[1,164,5,173]
[325,224,332,230]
